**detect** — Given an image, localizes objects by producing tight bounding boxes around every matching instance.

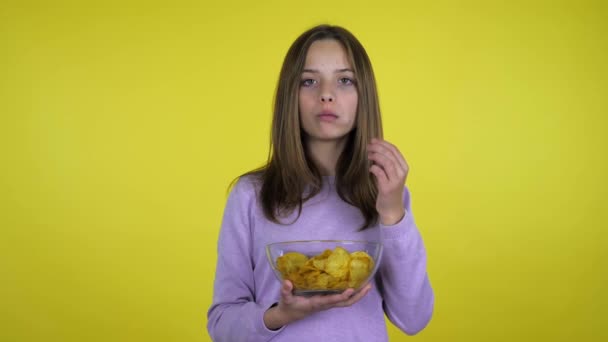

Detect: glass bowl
[266,240,383,296]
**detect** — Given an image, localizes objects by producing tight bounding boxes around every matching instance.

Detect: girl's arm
[368,138,434,334]
[207,179,282,342]
[377,186,435,335]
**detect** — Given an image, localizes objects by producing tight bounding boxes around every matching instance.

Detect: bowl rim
[266,239,383,247]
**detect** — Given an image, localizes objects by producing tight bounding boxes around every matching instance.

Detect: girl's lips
[317,114,338,122]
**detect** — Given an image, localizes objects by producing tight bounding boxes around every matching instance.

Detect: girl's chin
[304,133,351,143]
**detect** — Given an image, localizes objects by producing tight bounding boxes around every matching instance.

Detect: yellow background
[1,0,606,341]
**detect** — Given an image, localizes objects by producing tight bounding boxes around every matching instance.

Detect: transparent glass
[266,240,383,296]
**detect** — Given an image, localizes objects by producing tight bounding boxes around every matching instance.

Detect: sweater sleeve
[207,179,283,342]
[377,186,434,335]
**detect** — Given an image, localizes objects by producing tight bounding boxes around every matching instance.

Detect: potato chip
[276,252,308,275]
[310,249,331,270]
[288,272,308,289]
[325,247,350,279]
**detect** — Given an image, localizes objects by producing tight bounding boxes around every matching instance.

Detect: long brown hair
[235,24,383,230]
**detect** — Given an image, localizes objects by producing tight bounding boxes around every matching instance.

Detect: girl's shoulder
[228,172,264,200]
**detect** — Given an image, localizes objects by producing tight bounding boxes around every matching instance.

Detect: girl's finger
[372,139,409,172]
[368,143,401,174]
[317,288,355,308]
[374,139,409,174]
[334,284,372,308]
[281,280,294,304]
[319,289,355,310]
[368,152,398,182]
[370,164,389,188]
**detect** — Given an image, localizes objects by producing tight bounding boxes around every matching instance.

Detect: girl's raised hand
[263,280,372,330]
[367,138,409,225]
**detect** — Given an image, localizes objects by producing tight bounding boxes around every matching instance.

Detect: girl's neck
[305,138,347,176]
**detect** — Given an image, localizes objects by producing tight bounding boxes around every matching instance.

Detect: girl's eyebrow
[302,68,354,73]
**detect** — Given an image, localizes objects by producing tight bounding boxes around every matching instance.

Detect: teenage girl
[207,24,434,342]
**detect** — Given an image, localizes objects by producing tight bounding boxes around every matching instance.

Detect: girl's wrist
[264,304,297,330]
[379,208,406,226]
[263,304,285,330]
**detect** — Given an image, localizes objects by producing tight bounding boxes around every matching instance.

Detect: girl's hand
[264,280,372,330]
[367,138,409,225]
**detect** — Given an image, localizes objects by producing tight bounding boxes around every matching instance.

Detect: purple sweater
[207,176,434,341]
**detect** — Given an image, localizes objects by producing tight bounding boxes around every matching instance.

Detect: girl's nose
[321,94,334,102]
[320,91,334,102]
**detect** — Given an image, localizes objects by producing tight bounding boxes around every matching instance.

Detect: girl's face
[298,39,358,144]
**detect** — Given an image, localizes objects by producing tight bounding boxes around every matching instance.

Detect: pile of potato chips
[275,247,375,291]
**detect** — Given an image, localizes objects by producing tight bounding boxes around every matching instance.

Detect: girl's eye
[301,79,316,87]
[339,77,355,85]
